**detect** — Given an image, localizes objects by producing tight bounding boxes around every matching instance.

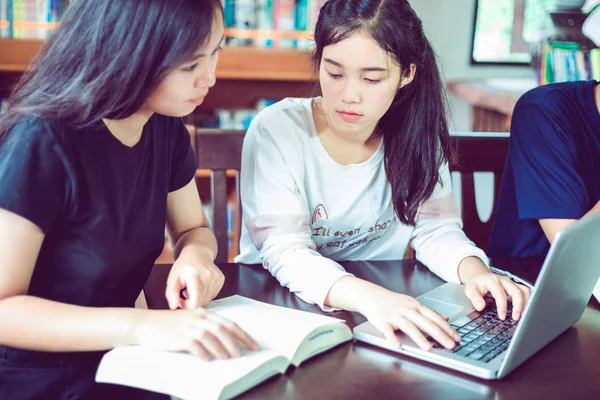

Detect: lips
[189,96,205,105]
[337,110,362,122]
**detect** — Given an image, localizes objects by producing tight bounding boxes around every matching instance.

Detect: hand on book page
[97,295,353,399]
[135,308,258,361]
[208,295,353,366]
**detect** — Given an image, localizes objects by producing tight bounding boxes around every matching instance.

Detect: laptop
[353,211,600,380]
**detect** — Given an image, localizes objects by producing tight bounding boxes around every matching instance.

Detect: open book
[96,295,353,400]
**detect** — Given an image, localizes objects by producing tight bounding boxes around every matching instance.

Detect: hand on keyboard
[458,258,531,321]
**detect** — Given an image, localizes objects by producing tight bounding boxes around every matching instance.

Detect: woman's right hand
[327,277,460,351]
[134,308,259,361]
[358,287,461,351]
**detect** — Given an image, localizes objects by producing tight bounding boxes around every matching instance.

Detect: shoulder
[2,115,67,158]
[514,81,592,116]
[510,82,597,149]
[246,98,314,145]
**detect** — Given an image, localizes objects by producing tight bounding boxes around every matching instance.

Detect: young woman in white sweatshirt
[236,0,530,351]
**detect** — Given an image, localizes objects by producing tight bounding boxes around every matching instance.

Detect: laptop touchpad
[420,297,465,318]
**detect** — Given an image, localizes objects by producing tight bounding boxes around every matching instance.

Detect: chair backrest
[449,133,510,251]
[195,129,245,263]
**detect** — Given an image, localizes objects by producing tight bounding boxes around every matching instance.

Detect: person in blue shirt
[0,1,257,399]
[488,80,600,258]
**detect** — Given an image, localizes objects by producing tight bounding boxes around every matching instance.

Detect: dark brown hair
[313,0,453,225]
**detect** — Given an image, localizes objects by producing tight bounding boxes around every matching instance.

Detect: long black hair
[313,0,452,226]
[0,0,223,140]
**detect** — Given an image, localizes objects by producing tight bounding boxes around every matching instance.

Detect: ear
[399,63,417,88]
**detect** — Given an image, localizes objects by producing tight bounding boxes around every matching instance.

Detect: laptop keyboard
[431,297,518,363]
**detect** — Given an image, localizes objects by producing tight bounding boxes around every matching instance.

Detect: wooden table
[145,259,600,399]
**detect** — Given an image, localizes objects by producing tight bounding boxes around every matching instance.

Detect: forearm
[260,234,352,310]
[325,276,383,314]
[0,295,147,352]
[412,218,489,283]
[172,226,218,262]
[457,256,490,284]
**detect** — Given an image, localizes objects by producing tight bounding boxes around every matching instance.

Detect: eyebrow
[323,58,387,72]
[189,35,225,60]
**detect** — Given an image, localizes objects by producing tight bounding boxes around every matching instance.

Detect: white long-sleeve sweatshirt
[235,98,489,310]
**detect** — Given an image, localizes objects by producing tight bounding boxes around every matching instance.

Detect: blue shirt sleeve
[168,118,197,192]
[510,102,589,220]
[0,118,71,233]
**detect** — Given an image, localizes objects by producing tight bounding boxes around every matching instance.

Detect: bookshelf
[0,38,315,80]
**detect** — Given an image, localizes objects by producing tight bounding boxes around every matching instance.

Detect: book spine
[13,0,23,38]
[295,0,308,49]
[0,0,7,37]
[49,0,56,23]
[56,0,66,21]
[24,0,33,38]
[223,0,235,29]
[255,0,273,48]
[271,0,280,48]
[35,0,47,39]
[230,0,256,47]
[7,0,12,38]
[539,43,547,85]
[275,0,295,49]
[575,51,586,81]
[591,49,600,81]
[546,45,554,83]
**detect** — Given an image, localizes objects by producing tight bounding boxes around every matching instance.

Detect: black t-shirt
[488,80,600,257]
[0,114,196,307]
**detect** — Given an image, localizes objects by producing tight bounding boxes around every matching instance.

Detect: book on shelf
[1,0,322,48]
[0,0,69,39]
[95,295,353,400]
[533,41,600,84]
[223,0,321,49]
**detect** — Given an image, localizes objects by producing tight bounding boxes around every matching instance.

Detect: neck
[312,99,380,165]
[102,109,152,147]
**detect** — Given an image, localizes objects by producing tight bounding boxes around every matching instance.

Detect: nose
[341,78,361,104]
[194,61,217,89]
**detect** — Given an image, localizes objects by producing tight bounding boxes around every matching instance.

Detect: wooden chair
[449,133,510,251]
[194,129,245,263]
[193,131,509,262]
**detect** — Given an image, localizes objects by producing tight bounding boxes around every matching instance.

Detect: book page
[96,346,287,400]
[208,295,350,362]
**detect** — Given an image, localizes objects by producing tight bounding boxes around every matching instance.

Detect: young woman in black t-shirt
[0,1,257,398]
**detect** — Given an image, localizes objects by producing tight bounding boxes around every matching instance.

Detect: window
[471,0,556,65]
